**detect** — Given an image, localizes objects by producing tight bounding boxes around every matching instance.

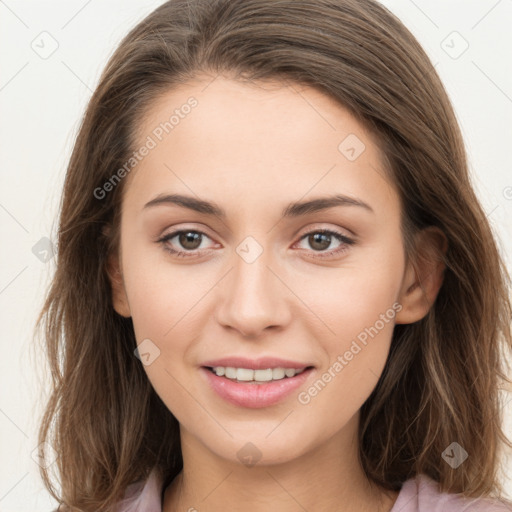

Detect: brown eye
[177,231,203,250]
[307,232,332,251]
[157,229,215,257]
[295,229,355,260]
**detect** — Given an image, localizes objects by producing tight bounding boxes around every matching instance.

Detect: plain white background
[1,1,511,510]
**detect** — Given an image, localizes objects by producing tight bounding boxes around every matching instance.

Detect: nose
[214,249,292,338]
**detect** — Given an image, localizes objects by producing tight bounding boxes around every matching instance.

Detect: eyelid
[158,222,356,243]
[156,223,216,242]
[296,222,356,240]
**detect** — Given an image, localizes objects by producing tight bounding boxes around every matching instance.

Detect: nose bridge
[215,236,290,336]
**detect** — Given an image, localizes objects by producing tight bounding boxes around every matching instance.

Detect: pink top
[115,468,512,511]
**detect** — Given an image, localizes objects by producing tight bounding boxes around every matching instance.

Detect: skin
[109,74,447,512]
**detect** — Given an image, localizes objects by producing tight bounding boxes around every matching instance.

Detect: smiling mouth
[204,365,315,383]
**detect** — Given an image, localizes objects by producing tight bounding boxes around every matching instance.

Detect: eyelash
[157,228,355,260]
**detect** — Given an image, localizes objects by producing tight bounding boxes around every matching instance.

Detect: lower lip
[200,367,314,408]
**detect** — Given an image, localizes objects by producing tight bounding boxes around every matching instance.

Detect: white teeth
[272,367,285,379]
[212,366,306,382]
[254,368,273,381]
[225,367,237,379]
[236,368,255,381]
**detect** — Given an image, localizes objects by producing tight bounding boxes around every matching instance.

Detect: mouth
[200,365,316,408]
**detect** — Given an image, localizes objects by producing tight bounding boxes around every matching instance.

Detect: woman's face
[110,75,419,466]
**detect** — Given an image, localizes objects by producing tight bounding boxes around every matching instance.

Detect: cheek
[122,249,207,419]
[294,237,404,341]
[121,239,206,340]
[121,244,214,414]
[295,282,399,425]
[293,243,403,407]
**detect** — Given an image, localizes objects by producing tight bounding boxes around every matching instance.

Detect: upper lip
[201,356,314,370]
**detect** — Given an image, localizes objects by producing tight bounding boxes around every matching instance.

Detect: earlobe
[395,226,448,325]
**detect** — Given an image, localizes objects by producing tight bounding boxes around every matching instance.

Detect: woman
[36,0,512,510]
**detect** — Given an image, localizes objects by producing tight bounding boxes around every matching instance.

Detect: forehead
[123,75,399,220]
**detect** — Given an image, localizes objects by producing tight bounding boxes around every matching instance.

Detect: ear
[395,226,448,325]
[103,226,131,318]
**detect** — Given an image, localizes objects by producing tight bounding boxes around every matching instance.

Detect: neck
[163,414,399,512]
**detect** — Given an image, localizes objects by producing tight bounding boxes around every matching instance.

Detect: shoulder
[49,469,165,512]
[114,467,164,512]
[49,468,165,512]
[391,474,512,512]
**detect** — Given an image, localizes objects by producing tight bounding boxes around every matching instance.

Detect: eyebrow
[143,193,374,218]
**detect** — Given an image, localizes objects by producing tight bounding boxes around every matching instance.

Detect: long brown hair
[34,0,512,509]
